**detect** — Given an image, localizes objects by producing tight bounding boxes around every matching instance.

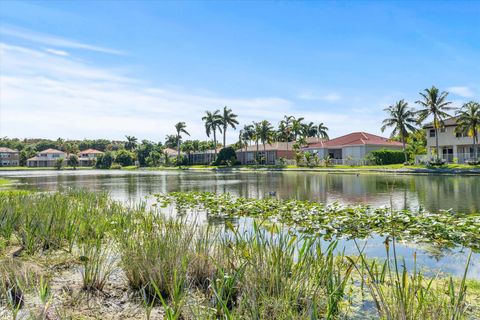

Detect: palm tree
[278,115,295,150]
[202,110,223,157]
[239,124,254,164]
[381,99,417,162]
[317,123,329,140]
[252,122,262,164]
[258,120,274,164]
[125,135,138,151]
[302,122,318,137]
[291,117,305,140]
[220,106,239,147]
[174,122,190,161]
[415,86,454,160]
[455,101,480,160]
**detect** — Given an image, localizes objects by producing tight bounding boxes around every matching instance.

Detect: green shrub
[95,151,114,169]
[213,147,237,166]
[115,149,135,166]
[368,149,405,165]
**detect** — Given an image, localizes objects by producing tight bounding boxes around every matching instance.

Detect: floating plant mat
[156,192,480,251]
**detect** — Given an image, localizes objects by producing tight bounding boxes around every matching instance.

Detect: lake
[1,169,479,278]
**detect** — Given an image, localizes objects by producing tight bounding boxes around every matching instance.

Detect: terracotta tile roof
[0,147,19,153]
[79,149,103,154]
[306,132,403,149]
[38,148,65,154]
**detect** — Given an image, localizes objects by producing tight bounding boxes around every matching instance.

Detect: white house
[27,148,67,167]
[423,117,478,163]
[303,132,404,165]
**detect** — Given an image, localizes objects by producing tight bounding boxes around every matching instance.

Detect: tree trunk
[177,134,181,164]
[402,135,407,163]
[473,131,478,159]
[256,141,259,165]
[263,143,266,165]
[213,130,217,157]
[223,125,227,147]
[434,115,440,161]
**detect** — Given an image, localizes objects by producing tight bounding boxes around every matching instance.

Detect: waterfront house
[78,149,103,166]
[187,148,220,165]
[303,132,403,165]
[27,148,67,167]
[423,117,479,163]
[0,147,20,166]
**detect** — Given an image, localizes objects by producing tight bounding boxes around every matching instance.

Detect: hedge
[368,149,405,165]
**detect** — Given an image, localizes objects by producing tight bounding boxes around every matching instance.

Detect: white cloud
[44,48,69,56]
[0,43,292,142]
[0,25,125,55]
[298,91,342,102]
[448,86,475,98]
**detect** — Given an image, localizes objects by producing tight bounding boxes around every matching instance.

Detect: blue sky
[0,1,479,142]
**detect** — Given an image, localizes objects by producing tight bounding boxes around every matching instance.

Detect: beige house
[27,148,67,167]
[303,132,404,165]
[0,147,20,166]
[78,149,103,166]
[424,117,478,163]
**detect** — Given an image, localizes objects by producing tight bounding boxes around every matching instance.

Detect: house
[164,148,181,158]
[235,137,325,165]
[27,148,67,167]
[187,149,220,165]
[236,142,296,165]
[0,147,20,166]
[303,132,404,165]
[423,117,478,163]
[78,149,103,166]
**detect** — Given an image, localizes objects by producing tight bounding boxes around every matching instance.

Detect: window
[440,128,446,133]
[429,129,435,137]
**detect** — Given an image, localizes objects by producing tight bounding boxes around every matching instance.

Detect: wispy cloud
[44,48,69,56]
[0,25,125,55]
[0,43,291,141]
[447,86,475,98]
[298,91,342,102]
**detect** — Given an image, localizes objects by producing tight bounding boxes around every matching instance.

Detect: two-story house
[0,147,20,166]
[424,117,478,163]
[26,148,67,167]
[78,149,103,166]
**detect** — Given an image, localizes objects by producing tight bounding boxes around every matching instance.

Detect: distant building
[236,142,296,165]
[0,147,20,166]
[78,149,103,166]
[187,148,220,165]
[423,117,479,163]
[27,148,67,167]
[303,132,403,165]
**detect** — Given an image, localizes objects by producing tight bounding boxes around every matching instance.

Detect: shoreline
[1,165,480,175]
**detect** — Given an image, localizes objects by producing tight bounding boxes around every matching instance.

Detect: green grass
[0,190,478,319]
[0,178,12,185]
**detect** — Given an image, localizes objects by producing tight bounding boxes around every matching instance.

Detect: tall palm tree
[302,122,318,137]
[278,115,295,150]
[258,120,274,164]
[317,123,329,140]
[291,117,305,140]
[125,135,138,151]
[202,110,223,157]
[381,99,417,162]
[174,122,190,161]
[415,86,454,160]
[455,101,480,160]
[220,106,239,147]
[239,124,254,164]
[252,122,262,164]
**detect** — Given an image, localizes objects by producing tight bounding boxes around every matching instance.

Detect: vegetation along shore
[0,190,479,319]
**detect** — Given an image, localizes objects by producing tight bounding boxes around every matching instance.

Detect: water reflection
[1,170,478,213]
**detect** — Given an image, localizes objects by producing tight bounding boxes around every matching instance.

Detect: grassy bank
[0,190,479,319]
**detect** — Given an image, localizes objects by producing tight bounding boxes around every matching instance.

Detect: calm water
[1,170,479,278]
[1,169,479,213]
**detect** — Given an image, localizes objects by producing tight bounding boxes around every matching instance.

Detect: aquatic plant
[156,191,480,251]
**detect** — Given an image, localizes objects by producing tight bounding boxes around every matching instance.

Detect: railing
[416,153,479,164]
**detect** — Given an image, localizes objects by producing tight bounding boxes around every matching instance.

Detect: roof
[423,116,458,129]
[0,147,19,153]
[305,132,403,149]
[236,142,295,152]
[164,148,181,156]
[38,148,65,154]
[79,149,103,154]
